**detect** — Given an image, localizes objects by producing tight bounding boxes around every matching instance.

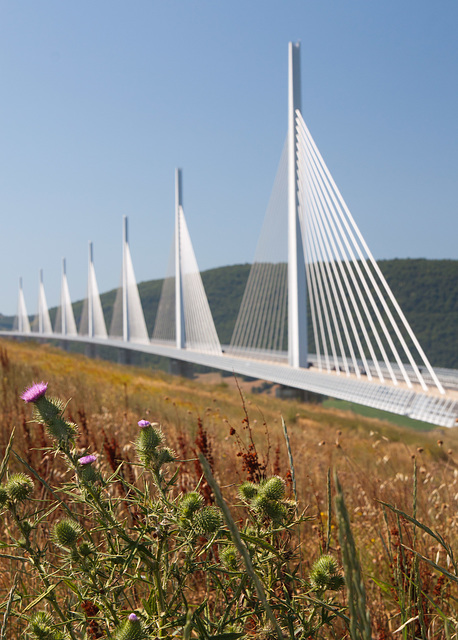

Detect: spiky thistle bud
[135,423,164,465]
[53,518,82,548]
[179,491,204,519]
[28,611,62,640]
[261,476,286,501]
[31,395,62,422]
[113,613,143,640]
[310,554,345,592]
[194,506,223,535]
[221,545,238,570]
[156,447,176,467]
[6,473,34,502]
[238,481,259,501]
[30,396,77,444]
[252,494,287,524]
[78,541,94,557]
[0,485,8,506]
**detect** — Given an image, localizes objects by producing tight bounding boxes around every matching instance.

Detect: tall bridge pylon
[2,42,457,428]
[288,41,308,369]
[79,243,108,339]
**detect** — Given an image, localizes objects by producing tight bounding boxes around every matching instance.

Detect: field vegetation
[0,338,457,638]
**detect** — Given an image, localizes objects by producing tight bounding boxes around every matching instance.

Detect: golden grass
[1,337,458,635]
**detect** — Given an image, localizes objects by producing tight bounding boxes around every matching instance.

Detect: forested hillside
[0,259,456,368]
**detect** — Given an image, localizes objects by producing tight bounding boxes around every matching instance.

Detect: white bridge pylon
[54,259,77,336]
[79,243,108,339]
[3,42,458,428]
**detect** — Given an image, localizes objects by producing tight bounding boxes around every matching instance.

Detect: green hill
[1,259,457,368]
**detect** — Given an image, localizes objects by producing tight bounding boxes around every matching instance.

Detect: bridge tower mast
[288,41,308,368]
[122,216,129,342]
[61,258,67,336]
[88,242,94,338]
[175,168,185,349]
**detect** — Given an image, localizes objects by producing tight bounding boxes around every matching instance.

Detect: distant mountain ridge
[1,259,457,369]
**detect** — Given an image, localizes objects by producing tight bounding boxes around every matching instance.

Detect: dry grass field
[1,337,457,637]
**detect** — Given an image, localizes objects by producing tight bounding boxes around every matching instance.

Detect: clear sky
[1,1,457,316]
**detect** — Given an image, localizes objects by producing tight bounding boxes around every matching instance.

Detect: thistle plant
[0,381,375,639]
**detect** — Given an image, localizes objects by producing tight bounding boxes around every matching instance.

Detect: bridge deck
[1,331,457,428]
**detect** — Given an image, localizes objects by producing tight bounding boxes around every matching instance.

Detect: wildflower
[78,454,99,483]
[113,613,143,640]
[22,386,77,444]
[78,454,97,465]
[20,381,48,403]
[135,422,164,465]
[137,419,151,428]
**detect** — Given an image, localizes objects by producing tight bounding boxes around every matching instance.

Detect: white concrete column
[288,41,308,368]
[175,168,185,349]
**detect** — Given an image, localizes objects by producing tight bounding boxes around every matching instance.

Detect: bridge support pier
[85,343,97,359]
[275,384,323,404]
[118,349,132,365]
[169,358,194,379]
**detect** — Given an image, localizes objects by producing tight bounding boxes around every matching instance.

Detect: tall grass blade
[0,428,15,482]
[326,467,331,553]
[379,500,456,569]
[281,417,297,504]
[0,573,17,640]
[334,471,372,640]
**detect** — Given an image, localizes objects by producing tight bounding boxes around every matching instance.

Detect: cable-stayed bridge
[2,43,457,428]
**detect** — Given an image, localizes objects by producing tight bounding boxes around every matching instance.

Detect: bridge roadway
[1,330,457,428]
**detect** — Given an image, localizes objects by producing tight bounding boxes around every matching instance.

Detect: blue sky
[1,1,457,316]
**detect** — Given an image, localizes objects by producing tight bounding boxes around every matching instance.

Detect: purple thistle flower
[137,419,151,428]
[21,382,48,403]
[78,454,97,465]
[128,613,139,622]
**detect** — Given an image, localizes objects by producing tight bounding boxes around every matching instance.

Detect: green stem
[10,507,78,640]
